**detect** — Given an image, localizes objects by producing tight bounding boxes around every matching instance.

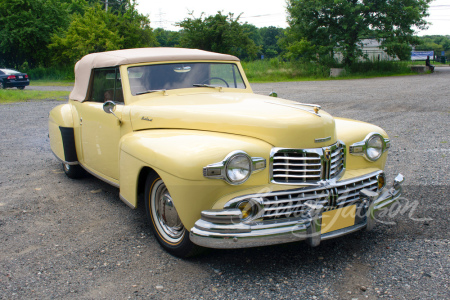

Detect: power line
[241,13,285,19]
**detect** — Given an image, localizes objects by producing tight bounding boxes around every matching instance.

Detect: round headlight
[225,153,251,184]
[366,134,384,161]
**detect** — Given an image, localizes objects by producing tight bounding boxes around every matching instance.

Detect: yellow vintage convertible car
[49,48,404,257]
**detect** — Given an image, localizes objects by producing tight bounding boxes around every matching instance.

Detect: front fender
[119,129,273,181]
[118,130,273,228]
[335,117,388,170]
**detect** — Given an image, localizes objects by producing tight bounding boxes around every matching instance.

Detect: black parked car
[0,69,30,89]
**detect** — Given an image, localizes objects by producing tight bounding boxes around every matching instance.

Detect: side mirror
[269,91,278,97]
[102,101,121,125]
[103,100,116,114]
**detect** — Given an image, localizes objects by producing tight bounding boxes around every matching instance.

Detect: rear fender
[49,104,77,164]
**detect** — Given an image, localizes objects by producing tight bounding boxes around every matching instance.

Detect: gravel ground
[1,68,449,299]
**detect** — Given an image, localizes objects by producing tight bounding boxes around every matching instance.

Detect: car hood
[129,92,336,148]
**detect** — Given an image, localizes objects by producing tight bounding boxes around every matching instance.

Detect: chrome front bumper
[190,174,404,249]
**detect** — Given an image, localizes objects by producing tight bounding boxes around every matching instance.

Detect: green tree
[260,26,284,58]
[50,1,156,66]
[68,0,90,15]
[286,38,316,62]
[286,0,431,65]
[49,5,123,65]
[0,0,68,69]
[88,0,128,14]
[177,12,259,60]
[416,35,450,57]
[154,28,181,47]
[116,0,157,49]
[242,24,263,59]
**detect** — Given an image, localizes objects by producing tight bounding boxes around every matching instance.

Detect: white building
[334,39,398,62]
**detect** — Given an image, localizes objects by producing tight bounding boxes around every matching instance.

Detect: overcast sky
[135,0,450,36]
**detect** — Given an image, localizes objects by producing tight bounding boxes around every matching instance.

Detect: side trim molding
[79,164,120,188]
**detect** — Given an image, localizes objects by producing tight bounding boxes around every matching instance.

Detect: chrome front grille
[261,173,379,220]
[271,142,346,184]
[329,143,345,178]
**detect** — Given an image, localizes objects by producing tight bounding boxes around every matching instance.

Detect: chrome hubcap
[152,180,184,242]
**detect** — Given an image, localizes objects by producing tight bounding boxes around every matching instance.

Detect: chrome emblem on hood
[315,136,331,143]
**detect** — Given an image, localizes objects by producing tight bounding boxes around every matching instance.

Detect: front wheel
[145,175,203,257]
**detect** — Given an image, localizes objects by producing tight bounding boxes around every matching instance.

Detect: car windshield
[0,69,21,75]
[128,62,246,96]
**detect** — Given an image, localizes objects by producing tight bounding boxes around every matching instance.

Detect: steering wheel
[202,77,230,87]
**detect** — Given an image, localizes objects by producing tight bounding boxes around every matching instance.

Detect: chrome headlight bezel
[203,150,266,185]
[225,152,252,184]
[366,134,384,161]
[349,132,390,162]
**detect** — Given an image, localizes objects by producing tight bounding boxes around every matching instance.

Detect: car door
[72,67,124,181]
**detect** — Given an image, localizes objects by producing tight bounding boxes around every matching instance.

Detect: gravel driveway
[1,68,449,299]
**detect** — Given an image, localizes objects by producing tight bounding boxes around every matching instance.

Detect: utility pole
[157,9,166,29]
[105,0,108,12]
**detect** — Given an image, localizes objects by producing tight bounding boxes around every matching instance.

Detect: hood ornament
[265,101,322,117]
[314,106,320,114]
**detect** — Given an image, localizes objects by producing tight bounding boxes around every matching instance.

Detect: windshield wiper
[136,89,166,95]
[193,84,218,88]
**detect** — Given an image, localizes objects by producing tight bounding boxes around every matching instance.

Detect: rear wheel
[0,81,4,89]
[17,86,25,90]
[62,163,86,179]
[145,175,203,257]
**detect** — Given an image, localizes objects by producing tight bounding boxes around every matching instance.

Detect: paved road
[1,69,449,299]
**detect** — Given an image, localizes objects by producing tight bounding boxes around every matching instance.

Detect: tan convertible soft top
[70,47,240,101]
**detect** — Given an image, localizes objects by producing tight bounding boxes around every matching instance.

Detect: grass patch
[412,60,448,66]
[30,80,74,86]
[25,66,74,81]
[242,59,329,83]
[0,89,69,104]
[243,59,418,82]
[344,61,415,76]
